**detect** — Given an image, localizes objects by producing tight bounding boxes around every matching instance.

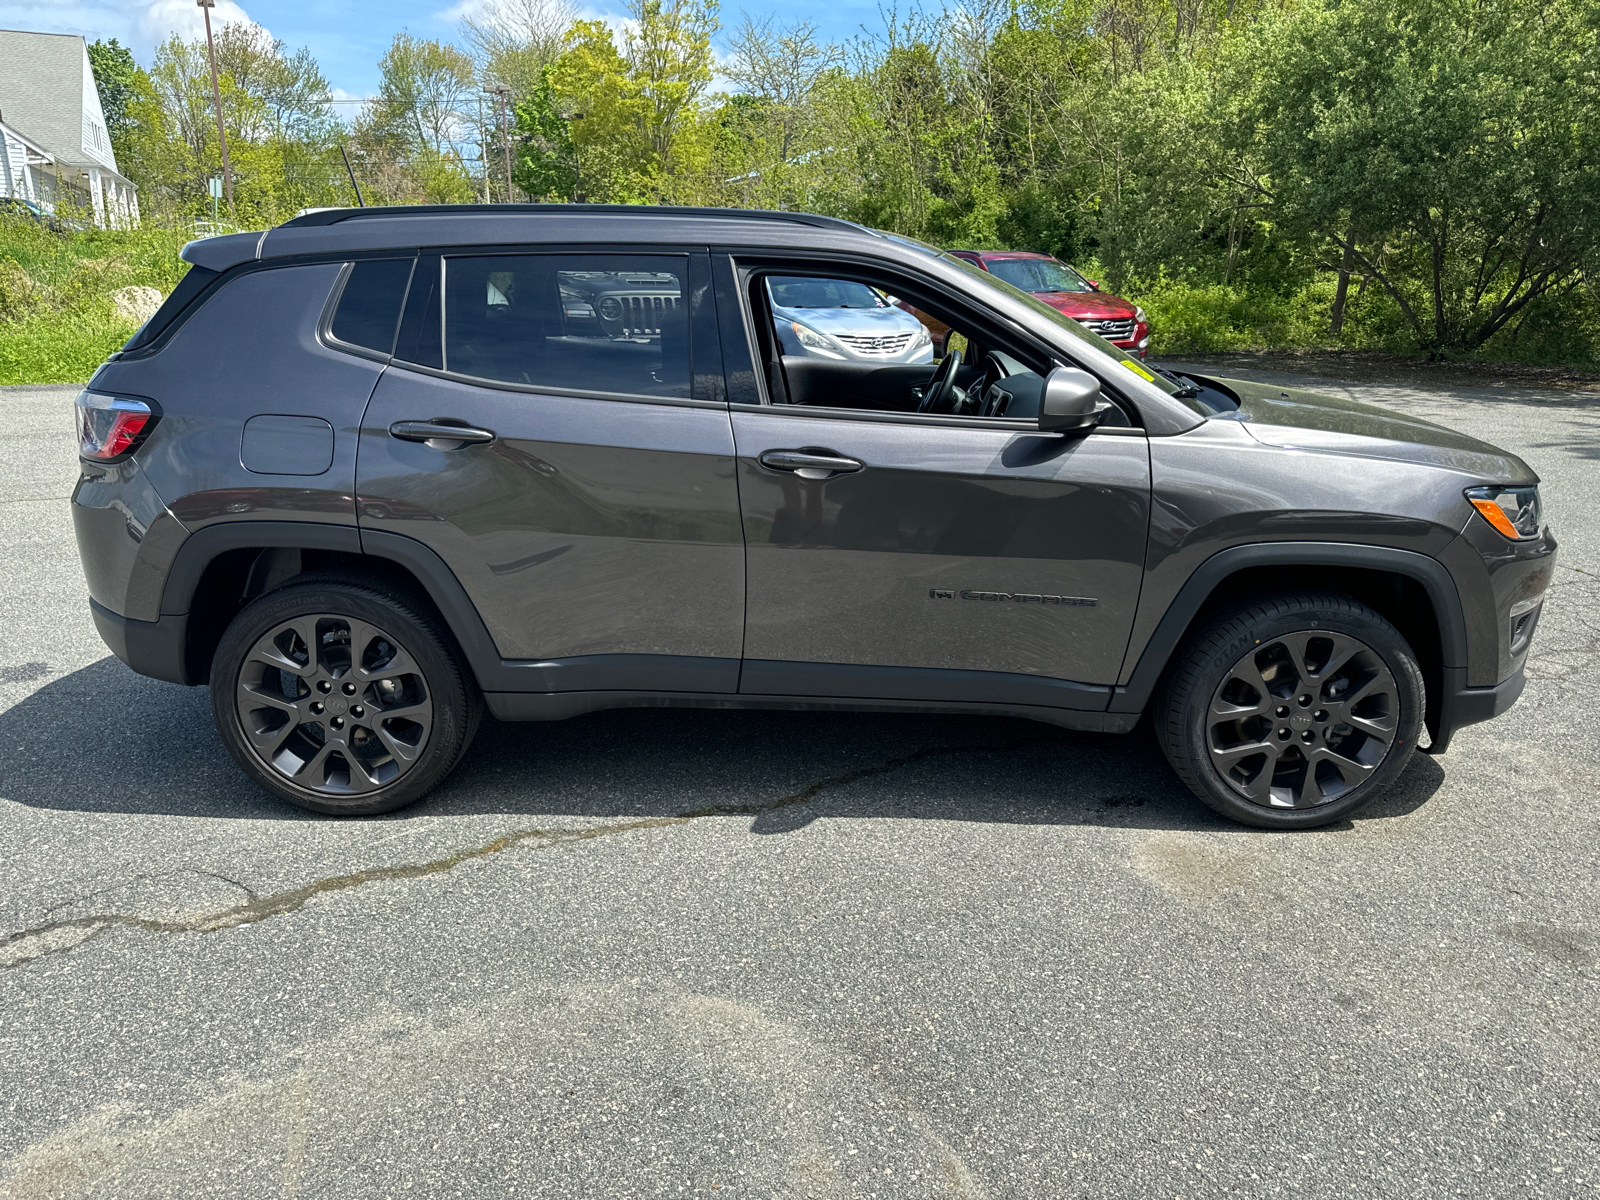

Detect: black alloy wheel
[1206,630,1398,810]
[211,574,480,815]
[1157,593,1424,829]
[235,614,433,795]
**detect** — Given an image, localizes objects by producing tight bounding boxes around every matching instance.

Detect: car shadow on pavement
[0,656,1445,833]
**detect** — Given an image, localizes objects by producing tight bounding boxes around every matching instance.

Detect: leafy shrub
[1131,277,1335,354]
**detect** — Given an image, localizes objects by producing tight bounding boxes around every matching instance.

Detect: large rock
[111,285,163,326]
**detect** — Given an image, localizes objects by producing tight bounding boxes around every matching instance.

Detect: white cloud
[0,1,267,57]
[327,86,372,121]
[135,0,264,48]
[434,0,482,21]
[708,44,738,95]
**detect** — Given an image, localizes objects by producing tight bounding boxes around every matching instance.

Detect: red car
[943,250,1150,358]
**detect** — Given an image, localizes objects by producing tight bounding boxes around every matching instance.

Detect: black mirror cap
[1039,366,1107,433]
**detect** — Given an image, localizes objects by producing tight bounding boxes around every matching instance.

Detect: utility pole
[477,95,489,203]
[487,85,513,203]
[196,0,234,222]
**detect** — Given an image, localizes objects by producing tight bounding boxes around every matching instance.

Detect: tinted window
[442,254,688,398]
[947,256,1181,399]
[983,258,1091,295]
[121,264,219,352]
[331,258,415,355]
[767,277,886,309]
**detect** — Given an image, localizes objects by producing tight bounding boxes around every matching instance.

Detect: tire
[1155,592,1424,830]
[210,572,481,816]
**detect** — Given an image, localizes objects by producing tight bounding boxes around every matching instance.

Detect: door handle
[758,449,864,480]
[388,420,496,449]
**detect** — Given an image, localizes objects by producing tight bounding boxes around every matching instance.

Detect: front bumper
[1424,664,1526,755]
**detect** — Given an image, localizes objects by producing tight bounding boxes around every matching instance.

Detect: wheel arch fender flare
[160,521,504,687]
[1110,541,1468,714]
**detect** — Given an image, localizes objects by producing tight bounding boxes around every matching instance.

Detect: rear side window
[121,264,219,353]
[441,254,688,399]
[330,258,415,355]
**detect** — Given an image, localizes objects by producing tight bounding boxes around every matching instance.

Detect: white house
[0,29,139,227]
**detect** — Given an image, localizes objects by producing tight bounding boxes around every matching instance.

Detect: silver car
[768,275,933,363]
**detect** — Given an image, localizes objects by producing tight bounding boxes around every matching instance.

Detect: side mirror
[1039,366,1106,433]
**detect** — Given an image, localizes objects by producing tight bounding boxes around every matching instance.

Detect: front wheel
[1156,593,1424,829]
[210,573,481,816]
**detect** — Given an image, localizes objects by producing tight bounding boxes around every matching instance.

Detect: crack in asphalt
[1,737,1055,972]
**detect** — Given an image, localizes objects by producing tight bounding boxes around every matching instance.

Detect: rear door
[356,249,744,694]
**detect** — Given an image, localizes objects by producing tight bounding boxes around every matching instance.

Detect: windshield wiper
[1150,364,1203,398]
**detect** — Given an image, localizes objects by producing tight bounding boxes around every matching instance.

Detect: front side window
[756,264,1108,424]
[442,254,688,398]
[945,256,1181,400]
[982,257,1092,296]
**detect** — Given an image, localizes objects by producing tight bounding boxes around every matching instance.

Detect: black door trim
[740,659,1111,710]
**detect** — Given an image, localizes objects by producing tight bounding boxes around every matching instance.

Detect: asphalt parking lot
[2,366,1597,1199]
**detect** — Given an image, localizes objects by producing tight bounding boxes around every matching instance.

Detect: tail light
[76,390,159,462]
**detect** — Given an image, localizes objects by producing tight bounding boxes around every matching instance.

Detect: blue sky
[0,0,892,99]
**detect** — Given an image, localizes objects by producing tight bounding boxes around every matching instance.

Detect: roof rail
[277,203,871,235]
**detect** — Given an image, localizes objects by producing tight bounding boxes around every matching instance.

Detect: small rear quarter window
[330,258,415,355]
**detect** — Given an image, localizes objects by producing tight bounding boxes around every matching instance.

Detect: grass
[0,215,192,385]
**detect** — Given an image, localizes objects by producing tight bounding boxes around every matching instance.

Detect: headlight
[791,322,841,355]
[1134,307,1147,323]
[911,322,931,346]
[1465,485,1542,540]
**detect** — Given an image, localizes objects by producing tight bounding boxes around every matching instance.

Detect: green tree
[366,33,477,157]
[1240,0,1600,354]
[357,33,478,203]
[623,0,719,183]
[87,39,142,167]
[124,30,349,226]
[511,66,578,199]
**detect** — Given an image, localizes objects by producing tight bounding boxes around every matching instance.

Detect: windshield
[984,258,1092,294]
[943,254,1183,400]
[768,277,885,309]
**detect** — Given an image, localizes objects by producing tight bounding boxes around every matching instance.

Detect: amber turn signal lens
[1469,497,1521,539]
[1465,485,1542,540]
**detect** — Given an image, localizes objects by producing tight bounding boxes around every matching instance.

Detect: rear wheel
[210,574,480,815]
[1156,593,1423,829]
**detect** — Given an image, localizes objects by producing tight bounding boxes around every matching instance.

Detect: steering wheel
[916,346,963,415]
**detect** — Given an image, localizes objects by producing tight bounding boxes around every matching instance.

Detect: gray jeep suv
[72,204,1555,829]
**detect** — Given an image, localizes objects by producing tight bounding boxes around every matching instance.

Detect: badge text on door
[929,589,1097,607]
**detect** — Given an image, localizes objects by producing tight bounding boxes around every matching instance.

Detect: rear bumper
[89,598,193,686]
[1424,664,1525,755]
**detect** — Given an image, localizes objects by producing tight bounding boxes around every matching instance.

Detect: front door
[357,250,744,693]
[725,259,1151,709]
